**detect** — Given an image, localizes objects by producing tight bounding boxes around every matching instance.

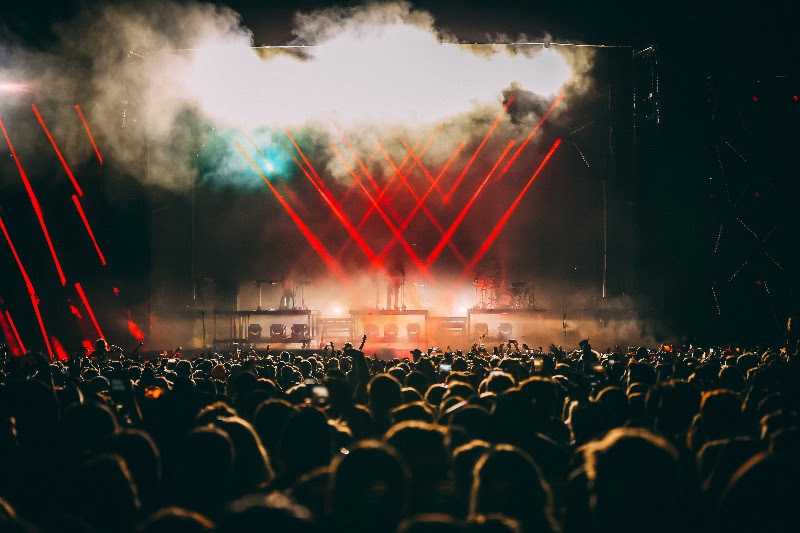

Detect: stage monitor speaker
[270,323,287,339]
[247,323,262,340]
[291,323,309,339]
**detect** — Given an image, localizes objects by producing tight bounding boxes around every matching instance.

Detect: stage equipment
[320,317,354,343]
[247,323,262,340]
[210,308,317,347]
[429,316,468,341]
[510,281,536,309]
[270,323,287,339]
[473,277,498,310]
[351,309,428,347]
[291,323,309,340]
[254,280,271,311]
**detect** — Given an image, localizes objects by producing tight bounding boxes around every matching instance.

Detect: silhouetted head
[329,440,409,532]
[138,507,214,533]
[368,373,403,415]
[453,440,492,515]
[219,492,314,533]
[172,425,234,514]
[253,399,297,461]
[566,400,608,445]
[406,371,432,397]
[448,405,491,441]
[62,401,119,455]
[398,513,464,533]
[392,401,435,424]
[385,421,450,487]
[279,406,332,482]
[595,386,628,428]
[584,427,684,533]
[70,453,140,531]
[470,444,556,532]
[214,416,274,494]
[466,514,521,533]
[689,389,743,451]
[425,384,448,407]
[105,429,162,511]
[195,401,237,426]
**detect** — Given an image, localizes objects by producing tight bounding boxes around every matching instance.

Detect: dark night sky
[3,1,798,66]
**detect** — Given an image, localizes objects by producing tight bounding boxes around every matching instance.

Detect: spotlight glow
[179,22,573,130]
[0,82,29,93]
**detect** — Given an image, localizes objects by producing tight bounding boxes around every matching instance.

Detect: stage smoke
[0,1,591,190]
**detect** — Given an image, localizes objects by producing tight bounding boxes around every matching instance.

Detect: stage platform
[198,303,656,352]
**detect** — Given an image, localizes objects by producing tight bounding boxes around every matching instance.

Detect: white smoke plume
[1,1,592,190]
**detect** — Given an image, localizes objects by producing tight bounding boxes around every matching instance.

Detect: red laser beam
[127,314,145,343]
[375,141,467,265]
[73,104,104,165]
[284,133,379,228]
[4,309,26,355]
[377,141,467,260]
[288,152,382,270]
[353,129,439,230]
[497,92,564,179]
[71,194,107,267]
[405,141,466,227]
[51,336,68,361]
[327,142,427,272]
[443,99,513,203]
[354,178,427,274]
[0,116,67,286]
[327,140,402,261]
[401,140,445,198]
[81,339,94,354]
[336,134,382,195]
[74,282,105,340]
[467,138,563,271]
[427,140,517,266]
[0,312,21,357]
[32,104,84,197]
[282,132,383,270]
[0,216,54,359]
[69,303,83,320]
[326,140,419,264]
[335,140,406,226]
[234,142,344,277]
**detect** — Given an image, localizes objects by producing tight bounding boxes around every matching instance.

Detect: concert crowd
[0,338,798,532]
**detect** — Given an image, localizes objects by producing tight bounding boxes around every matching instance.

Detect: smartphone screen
[439,363,452,373]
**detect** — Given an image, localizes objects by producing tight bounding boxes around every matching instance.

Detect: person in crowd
[0,338,797,532]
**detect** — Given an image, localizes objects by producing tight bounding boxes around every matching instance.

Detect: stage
[195,296,659,356]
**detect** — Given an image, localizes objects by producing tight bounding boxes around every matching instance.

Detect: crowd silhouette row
[1,338,798,532]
